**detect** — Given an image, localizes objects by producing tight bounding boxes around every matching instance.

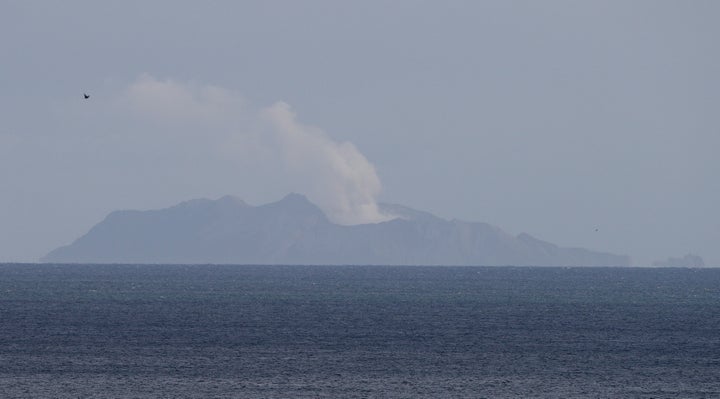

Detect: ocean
[1,264,718,398]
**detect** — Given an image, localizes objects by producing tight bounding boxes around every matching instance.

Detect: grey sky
[1,1,718,265]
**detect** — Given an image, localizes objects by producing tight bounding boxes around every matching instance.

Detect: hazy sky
[1,1,718,265]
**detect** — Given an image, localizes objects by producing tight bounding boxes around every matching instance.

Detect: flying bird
[83,93,90,99]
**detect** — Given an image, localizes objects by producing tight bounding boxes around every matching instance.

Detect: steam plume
[121,75,389,224]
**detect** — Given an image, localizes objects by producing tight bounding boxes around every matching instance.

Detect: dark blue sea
[1,264,719,398]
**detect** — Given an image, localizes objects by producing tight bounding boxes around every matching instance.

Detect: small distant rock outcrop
[43,194,631,266]
[652,254,705,268]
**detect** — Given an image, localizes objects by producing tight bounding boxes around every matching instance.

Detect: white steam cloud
[120,74,389,224]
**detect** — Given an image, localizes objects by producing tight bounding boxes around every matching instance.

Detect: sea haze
[1,264,718,398]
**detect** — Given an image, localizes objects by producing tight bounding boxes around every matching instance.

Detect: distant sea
[1,264,719,398]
